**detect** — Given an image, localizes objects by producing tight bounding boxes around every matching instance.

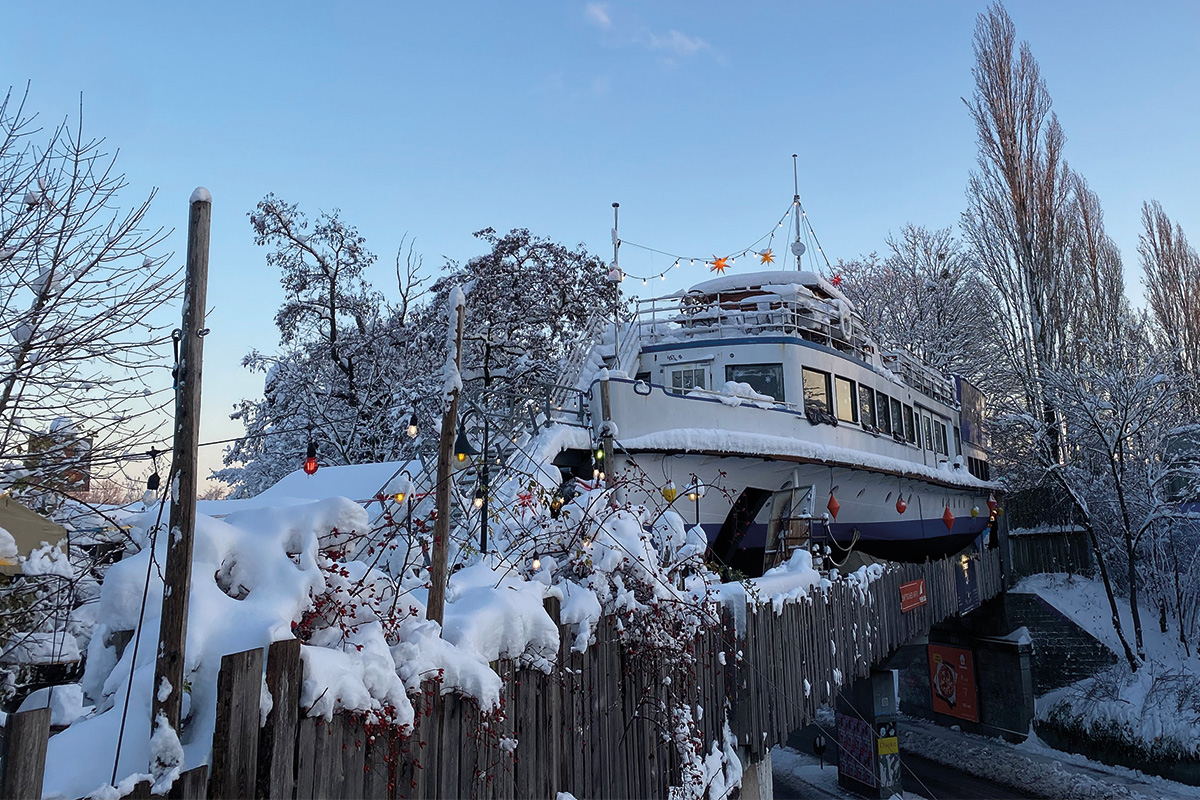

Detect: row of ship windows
[801,366,952,457]
[656,361,955,458]
[656,360,991,480]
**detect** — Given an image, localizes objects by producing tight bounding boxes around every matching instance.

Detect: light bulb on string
[303,441,318,475]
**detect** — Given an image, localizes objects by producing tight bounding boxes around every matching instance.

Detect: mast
[790,153,806,270]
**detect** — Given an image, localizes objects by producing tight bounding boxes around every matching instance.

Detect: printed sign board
[836,712,877,788]
[899,578,927,612]
[927,644,979,722]
[955,556,980,614]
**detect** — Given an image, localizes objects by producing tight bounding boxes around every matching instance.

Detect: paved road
[775,724,1040,800]
[899,751,1040,800]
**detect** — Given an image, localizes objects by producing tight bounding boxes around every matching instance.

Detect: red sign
[927,644,978,722]
[899,579,927,612]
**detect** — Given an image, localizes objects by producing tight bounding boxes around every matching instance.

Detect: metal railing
[631,291,958,407]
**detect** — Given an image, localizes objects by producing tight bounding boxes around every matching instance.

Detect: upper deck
[630,270,957,408]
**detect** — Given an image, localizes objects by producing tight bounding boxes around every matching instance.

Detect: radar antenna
[790,154,806,269]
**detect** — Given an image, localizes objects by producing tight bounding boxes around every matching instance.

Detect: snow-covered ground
[900,717,1200,800]
[772,745,923,799]
[1012,573,1197,670]
[1013,573,1200,760]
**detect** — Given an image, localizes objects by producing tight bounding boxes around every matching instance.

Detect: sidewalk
[900,717,1200,800]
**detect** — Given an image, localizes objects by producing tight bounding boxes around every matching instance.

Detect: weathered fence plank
[259,638,301,799]
[210,647,263,800]
[168,765,209,800]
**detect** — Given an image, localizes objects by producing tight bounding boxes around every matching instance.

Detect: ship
[567,182,999,577]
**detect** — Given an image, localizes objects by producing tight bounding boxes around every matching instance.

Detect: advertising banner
[927,644,978,722]
[899,578,927,612]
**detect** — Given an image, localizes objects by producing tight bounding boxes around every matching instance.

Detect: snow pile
[16,683,88,726]
[43,496,411,799]
[20,541,74,577]
[902,716,1200,800]
[717,548,830,626]
[0,525,17,559]
[621,428,996,490]
[442,286,465,401]
[688,381,777,408]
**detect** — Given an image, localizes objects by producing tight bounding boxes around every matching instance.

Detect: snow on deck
[620,428,998,490]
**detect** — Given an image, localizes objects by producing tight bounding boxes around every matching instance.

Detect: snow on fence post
[258,638,301,799]
[1,706,50,799]
[210,647,263,800]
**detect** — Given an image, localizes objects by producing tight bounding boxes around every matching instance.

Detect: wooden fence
[1007,527,1092,584]
[1,548,1003,799]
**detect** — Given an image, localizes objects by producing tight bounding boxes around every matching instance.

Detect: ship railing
[880,349,957,407]
[632,292,872,361]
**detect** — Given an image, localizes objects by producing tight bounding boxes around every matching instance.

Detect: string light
[616,199,800,281]
[303,441,318,475]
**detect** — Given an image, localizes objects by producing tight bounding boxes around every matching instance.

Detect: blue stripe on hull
[702,515,991,562]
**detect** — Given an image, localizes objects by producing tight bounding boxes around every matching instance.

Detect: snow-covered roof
[687,270,852,308]
[198,459,418,517]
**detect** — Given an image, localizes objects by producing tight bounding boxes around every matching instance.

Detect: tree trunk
[1084,520,1140,670]
[1168,523,1191,656]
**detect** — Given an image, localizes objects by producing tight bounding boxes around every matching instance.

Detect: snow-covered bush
[1041,661,1200,762]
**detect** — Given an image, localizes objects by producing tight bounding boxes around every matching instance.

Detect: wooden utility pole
[151,188,211,733]
[427,297,464,626]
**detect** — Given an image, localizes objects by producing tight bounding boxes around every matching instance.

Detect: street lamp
[686,479,706,526]
[454,404,491,554]
[392,470,414,544]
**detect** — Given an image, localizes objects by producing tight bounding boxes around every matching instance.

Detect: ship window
[953,426,962,458]
[670,363,707,393]
[858,385,876,428]
[923,416,935,452]
[934,420,949,455]
[726,363,785,401]
[877,392,892,435]
[903,405,916,444]
[891,398,903,437]
[802,368,831,415]
[835,376,858,423]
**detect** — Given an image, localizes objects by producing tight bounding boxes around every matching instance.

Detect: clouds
[583,3,715,65]
[584,2,612,30]
[646,29,711,59]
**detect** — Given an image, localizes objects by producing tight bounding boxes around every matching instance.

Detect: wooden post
[427,297,464,626]
[1,707,51,800]
[152,189,211,735]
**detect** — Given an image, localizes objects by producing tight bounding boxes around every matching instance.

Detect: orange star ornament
[710,256,729,274]
[759,249,775,265]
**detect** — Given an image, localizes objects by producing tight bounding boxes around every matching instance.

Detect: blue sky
[4,2,1198,485]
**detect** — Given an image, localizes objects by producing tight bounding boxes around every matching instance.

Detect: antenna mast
[790,154,807,270]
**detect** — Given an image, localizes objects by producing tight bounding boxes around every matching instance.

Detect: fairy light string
[615,197,834,282]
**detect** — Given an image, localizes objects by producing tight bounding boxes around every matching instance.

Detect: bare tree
[1139,200,1200,411]
[0,87,178,517]
[1066,173,1128,355]
[960,3,1078,463]
[835,225,1000,388]
[1042,321,1189,666]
